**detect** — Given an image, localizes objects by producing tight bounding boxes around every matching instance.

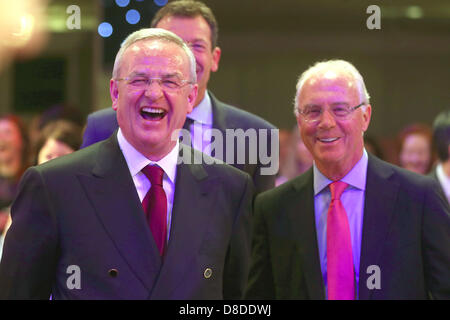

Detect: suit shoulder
[34,141,101,176]
[369,155,438,188]
[256,175,305,208]
[213,96,276,130]
[202,152,251,180]
[368,156,446,204]
[87,107,116,122]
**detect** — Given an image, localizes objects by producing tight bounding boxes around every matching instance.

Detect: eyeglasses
[116,75,194,91]
[297,102,365,123]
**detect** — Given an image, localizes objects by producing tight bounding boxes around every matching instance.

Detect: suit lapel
[288,170,325,299]
[210,92,248,172]
[150,146,217,299]
[77,135,162,293]
[359,155,399,299]
[210,92,227,134]
[210,92,228,163]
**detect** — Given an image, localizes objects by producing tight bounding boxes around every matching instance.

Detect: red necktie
[141,165,167,256]
[327,181,355,300]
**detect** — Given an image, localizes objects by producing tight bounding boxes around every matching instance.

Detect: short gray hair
[112,28,196,83]
[294,59,370,116]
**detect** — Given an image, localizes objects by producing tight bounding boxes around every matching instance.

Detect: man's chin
[139,137,177,158]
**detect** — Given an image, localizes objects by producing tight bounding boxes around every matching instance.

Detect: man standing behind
[82,0,277,193]
[431,110,450,204]
[245,60,450,299]
[0,28,253,299]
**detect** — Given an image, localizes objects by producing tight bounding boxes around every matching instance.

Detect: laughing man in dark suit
[0,28,253,299]
[245,60,450,300]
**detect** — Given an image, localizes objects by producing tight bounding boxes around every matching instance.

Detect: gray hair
[293,59,370,116]
[112,28,197,83]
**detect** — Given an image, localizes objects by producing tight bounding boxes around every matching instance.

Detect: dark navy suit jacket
[245,154,450,299]
[0,134,253,299]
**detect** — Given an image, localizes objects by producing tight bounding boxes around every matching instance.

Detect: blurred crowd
[0,105,83,239]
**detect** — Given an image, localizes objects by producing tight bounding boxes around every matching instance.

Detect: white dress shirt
[117,129,178,241]
[436,163,450,204]
[185,92,213,156]
[314,149,368,298]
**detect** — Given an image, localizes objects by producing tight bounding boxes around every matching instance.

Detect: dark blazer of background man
[81,0,277,194]
[245,60,450,300]
[0,29,253,300]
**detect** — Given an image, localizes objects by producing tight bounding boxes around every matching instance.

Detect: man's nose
[144,80,164,99]
[317,108,337,128]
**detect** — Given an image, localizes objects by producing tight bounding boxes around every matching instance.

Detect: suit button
[204,268,212,279]
[108,269,119,278]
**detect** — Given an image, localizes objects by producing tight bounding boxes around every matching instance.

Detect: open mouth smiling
[140,107,167,121]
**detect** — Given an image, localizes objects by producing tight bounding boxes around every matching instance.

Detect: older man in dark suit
[81,0,277,194]
[0,28,253,299]
[245,60,450,300]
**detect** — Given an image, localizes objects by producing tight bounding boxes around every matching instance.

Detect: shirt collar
[314,148,369,195]
[436,163,450,197]
[187,91,213,125]
[117,128,178,184]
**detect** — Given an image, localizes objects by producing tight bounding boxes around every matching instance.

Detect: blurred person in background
[0,114,30,258]
[28,103,85,152]
[431,110,450,204]
[398,123,434,175]
[276,126,313,186]
[33,119,82,165]
[0,115,29,229]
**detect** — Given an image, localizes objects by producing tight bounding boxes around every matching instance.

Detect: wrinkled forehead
[300,70,359,103]
[121,39,189,76]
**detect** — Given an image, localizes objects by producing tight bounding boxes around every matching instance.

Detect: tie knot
[142,165,164,187]
[329,181,348,200]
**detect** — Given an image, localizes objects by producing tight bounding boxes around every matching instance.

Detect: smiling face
[296,70,371,180]
[399,133,431,174]
[0,119,24,177]
[156,15,220,106]
[110,39,197,160]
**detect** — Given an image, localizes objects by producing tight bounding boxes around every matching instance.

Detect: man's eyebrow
[161,72,183,79]
[187,38,208,45]
[303,103,321,108]
[128,71,147,77]
[303,102,350,108]
[127,71,182,78]
[330,102,350,107]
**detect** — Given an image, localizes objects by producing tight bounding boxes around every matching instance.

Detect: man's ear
[210,46,221,73]
[187,84,198,114]
[110,79,119,111]
[361,104,372,132]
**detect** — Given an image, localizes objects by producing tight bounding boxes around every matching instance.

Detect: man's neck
[193,89,207,108]
[315,150,364,181]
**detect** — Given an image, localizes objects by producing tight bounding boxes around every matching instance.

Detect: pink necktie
[327,181,355,300]
[142,165,167,256]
